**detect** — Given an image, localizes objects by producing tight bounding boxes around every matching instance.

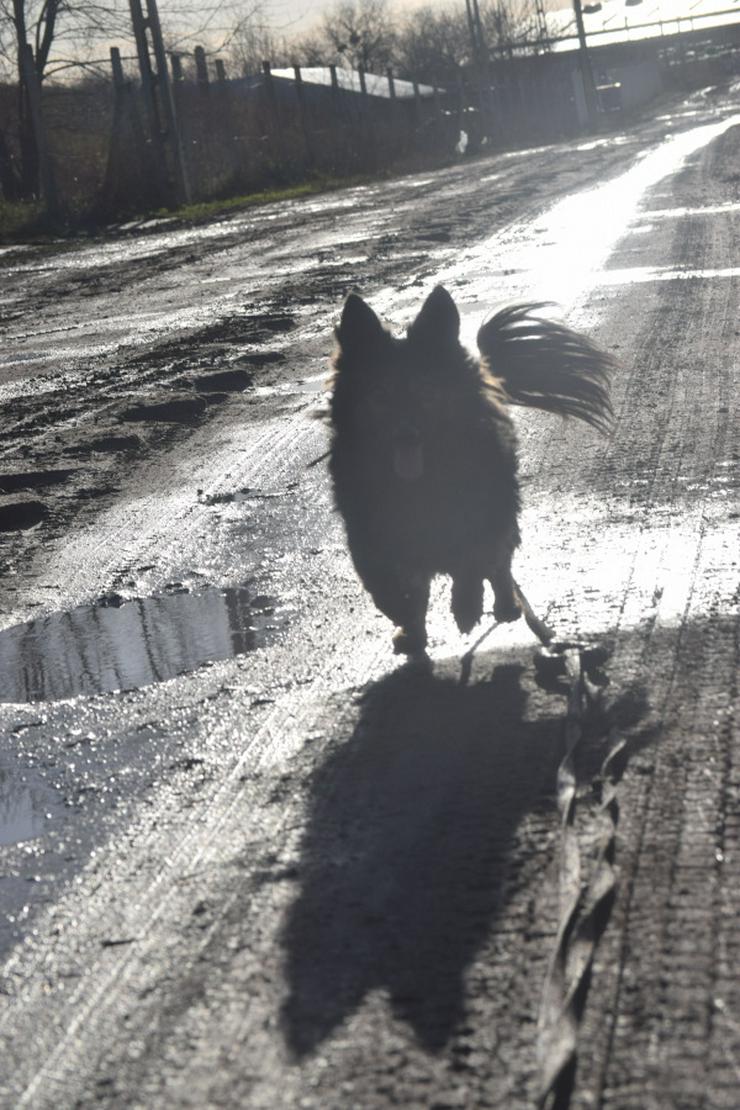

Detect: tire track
[566,125,739,1109]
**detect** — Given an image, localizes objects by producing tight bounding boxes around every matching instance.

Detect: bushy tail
[477,303,615,434]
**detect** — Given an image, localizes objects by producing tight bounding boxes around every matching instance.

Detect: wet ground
[0,83,738,1108]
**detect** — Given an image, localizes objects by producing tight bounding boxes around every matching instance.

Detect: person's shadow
[280,652,566,1057]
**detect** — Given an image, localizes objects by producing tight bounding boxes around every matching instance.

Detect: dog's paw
[493,595,522,623]
[392,625,427,655]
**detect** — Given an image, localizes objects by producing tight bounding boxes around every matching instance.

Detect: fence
[0,52,588,223]
[0,25,738,226]
[101,58,493,214]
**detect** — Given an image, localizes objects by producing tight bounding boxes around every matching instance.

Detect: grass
[0,199,47,242]
[146,174,370,227]
[0,174,370,244]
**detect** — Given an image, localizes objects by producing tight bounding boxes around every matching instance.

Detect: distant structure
[544,0,740,49]
[268,67,438,101]
[534,0,552,50]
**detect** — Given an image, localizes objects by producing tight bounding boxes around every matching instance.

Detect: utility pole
[129,0,190,206]
[465,0,492,135]
[464,0,478,59]
[470,0,486,48]
[535,0,551,52]
[572,0,599,128]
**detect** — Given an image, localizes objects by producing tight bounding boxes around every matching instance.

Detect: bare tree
[0,0,266,198]
[395,5,469,84]
[0,1,130,196]
[0,2,128,82]
[160,1,268,61]
[290,29,330,68]
[481,0,540,57]
[226,9,288,76]
[294,0,396,73]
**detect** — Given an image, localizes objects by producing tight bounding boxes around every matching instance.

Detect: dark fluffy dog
[328,286,614,655]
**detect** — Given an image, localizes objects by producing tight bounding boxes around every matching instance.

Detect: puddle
[0,585,285,703]
[638,201,740,220]
[0,766,62,845]
[253,371,328,400]
[594,264,740,287]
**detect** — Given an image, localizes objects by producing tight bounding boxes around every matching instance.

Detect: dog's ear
[336,293,385,356]
[407,285,460,347]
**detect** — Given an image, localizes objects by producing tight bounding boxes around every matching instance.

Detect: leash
[535,643,624,1109]
[459,579,554,685]
[516,581,555,646]
[458,582,622,1108]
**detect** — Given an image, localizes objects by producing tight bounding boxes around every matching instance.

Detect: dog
[328,286,614,655]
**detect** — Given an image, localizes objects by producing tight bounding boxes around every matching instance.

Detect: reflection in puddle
[0,766,60,845]
[595,264,740,287]
[639,201,740,220]
[253,371,328,400]
[0,585,283,703]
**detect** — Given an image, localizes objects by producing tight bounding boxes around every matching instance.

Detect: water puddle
[253,371,328,400]
[594,264,740,287]
[0,766,62,845]
[638,201,740,220]
[0,585,285,703]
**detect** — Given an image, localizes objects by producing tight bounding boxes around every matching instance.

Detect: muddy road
[1,84,739,1109]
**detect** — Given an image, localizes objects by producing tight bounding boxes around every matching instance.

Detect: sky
[249,0,575,41]
[0,0,458,80]
[130,0,459,57]
[263,0,453,35]
[5,0,705,82]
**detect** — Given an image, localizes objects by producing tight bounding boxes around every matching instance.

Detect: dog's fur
[328,286,614,655]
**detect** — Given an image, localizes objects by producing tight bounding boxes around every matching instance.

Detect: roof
[269,66,438,99]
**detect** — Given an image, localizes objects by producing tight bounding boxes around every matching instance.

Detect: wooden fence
[102,58,469,213]
[2,27,737,225]
[0,43,591,222]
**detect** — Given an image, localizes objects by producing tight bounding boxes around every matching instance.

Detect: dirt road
[1,83,738,1109]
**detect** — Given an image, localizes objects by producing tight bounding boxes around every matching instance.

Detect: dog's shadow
[280,654,565,1056]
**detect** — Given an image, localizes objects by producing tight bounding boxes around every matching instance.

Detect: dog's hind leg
[489,546,522,624]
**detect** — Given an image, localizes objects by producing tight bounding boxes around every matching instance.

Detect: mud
[190,368,253,392]
[0,84,738,1109]
[0,469,77,493]
[121,395,208,424]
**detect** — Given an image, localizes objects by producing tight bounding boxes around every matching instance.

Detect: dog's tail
[477,303,615,434]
